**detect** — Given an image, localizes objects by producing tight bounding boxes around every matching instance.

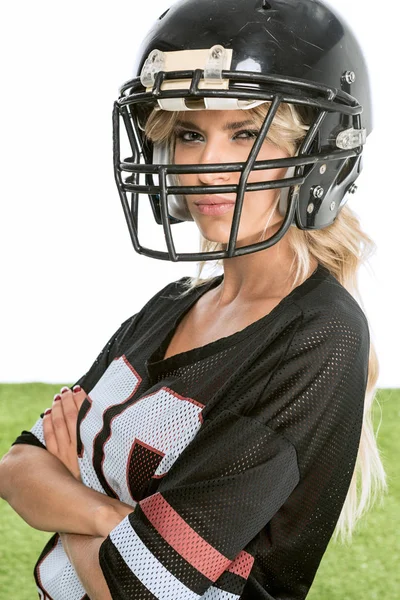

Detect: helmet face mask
[113,0,371,262]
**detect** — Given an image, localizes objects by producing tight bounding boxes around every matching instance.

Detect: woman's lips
[195,203,235,215]
[194,195,235,205]
[194,195,235,215]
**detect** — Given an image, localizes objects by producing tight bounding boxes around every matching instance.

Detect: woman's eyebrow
[222,120,256,131]
[175,119,256,131]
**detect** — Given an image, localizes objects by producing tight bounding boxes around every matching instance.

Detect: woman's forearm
[0,444,133,536]
[61,533,112,600]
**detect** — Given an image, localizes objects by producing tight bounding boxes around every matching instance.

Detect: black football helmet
[113,0,372,262]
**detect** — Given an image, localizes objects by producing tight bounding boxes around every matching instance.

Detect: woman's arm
[0,387,133,536]
[60,533,112,600]
[0,443,132,536]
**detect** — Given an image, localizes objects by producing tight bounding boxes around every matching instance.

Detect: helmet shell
[135,0,372,134]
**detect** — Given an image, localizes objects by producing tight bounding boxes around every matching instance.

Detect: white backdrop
[1,0,398,386]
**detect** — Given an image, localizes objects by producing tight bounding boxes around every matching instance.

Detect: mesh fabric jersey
[13,263,370,600]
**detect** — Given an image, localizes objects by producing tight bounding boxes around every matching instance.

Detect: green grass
[0,384,398,599]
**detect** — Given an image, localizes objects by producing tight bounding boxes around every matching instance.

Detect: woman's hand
[42,384,134,536]
[43,385,86,481]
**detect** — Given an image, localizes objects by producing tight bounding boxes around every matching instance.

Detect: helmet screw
[349,184,358,194]
[211,46,223,59]
[319,164,327,175]
[307,203,315,214]
[312,186,325,199]
[330,201,336,211]
[342,71,356,84]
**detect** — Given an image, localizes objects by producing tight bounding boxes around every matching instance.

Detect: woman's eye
[174,128,260,144]
[176,130,203,143]
[234,129,259,140]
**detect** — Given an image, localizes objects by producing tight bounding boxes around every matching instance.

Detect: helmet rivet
[330,201,336,211]
[319,164,327,175]
[349,184,358,194]
[312,186,324,199]
[307,203,315,214]
[342,70,356,84]
[211,46,223,59]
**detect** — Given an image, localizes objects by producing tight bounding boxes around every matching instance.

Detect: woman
[0,0,387,599]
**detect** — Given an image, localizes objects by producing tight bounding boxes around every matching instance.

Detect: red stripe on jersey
[227,550,255,579]
[163,386,205,410]
[140,492,231,580]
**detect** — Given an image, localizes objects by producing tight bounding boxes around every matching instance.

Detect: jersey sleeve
[98,304,370,600]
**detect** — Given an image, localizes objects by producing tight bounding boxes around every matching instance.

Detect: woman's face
[173,109,289,247]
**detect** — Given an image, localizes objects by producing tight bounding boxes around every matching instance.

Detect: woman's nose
[197,144,232,185]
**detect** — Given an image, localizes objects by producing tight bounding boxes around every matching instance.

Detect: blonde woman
[0,0,387,598]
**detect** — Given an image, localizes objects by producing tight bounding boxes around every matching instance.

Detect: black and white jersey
[13,263,370,600]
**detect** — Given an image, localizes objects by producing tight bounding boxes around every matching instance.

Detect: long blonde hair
[144,102,388,544]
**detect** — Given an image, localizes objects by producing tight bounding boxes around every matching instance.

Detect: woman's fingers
[47,385,86,450]
[42,386,83,480]
[43,407,58,454]
[51,388,76,447]
[71,385,87,412]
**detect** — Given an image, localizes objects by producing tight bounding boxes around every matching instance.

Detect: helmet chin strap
[152,143,298,225]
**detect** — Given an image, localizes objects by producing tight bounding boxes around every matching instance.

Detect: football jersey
[12,262,370,600]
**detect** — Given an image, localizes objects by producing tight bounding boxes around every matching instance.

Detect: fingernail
[53,393,62,402]
[44,408,52,416]
[72,385,82,392]
[60,386,70,394]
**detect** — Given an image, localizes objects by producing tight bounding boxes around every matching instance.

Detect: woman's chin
[198,230,263,248]
[194,215,283,247]
[194,218,261,243]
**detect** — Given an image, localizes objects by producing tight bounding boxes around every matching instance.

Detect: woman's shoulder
[290,264,370,344]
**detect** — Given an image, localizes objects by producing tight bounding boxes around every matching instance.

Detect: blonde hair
[144,102,388,544]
